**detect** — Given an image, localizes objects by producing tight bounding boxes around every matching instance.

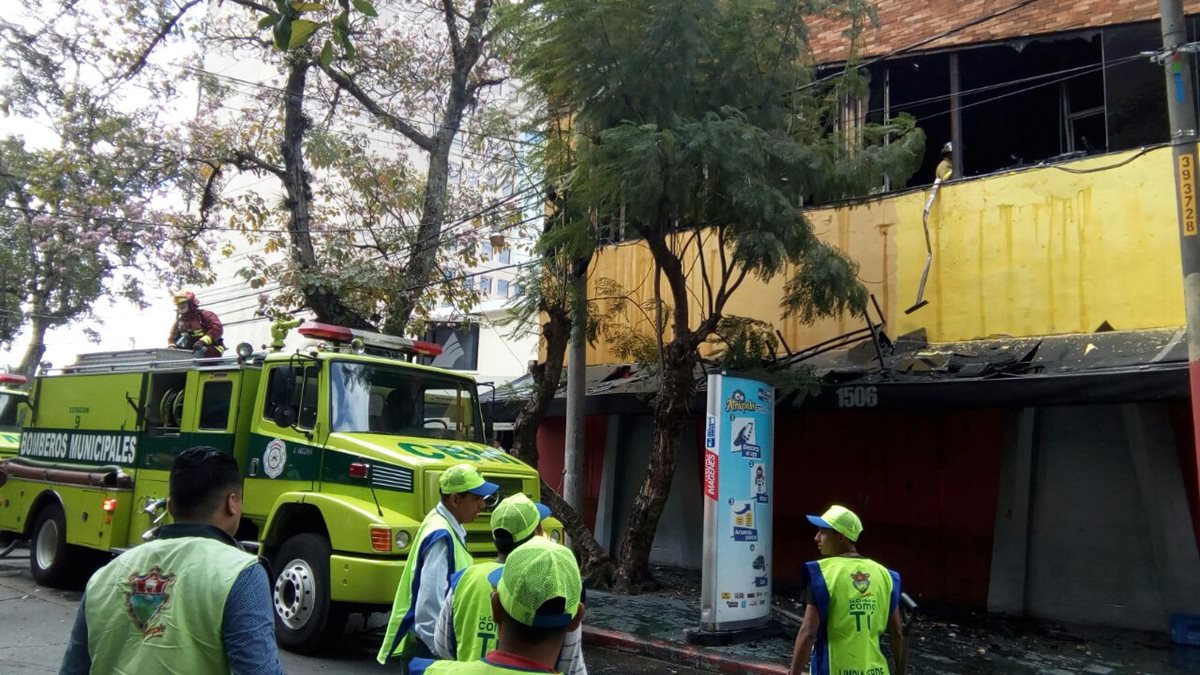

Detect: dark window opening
[0,393,22,429]
[959,37,1103,176]
[263,365,319,429]
[869,53,952,187]
[864,23,1168,189]
[423,323,480,371]
[1106,22,1170,151]
[199,380,233,430]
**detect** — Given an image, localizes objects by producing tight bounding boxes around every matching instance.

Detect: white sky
[0,2,200,371]
[0,1,541,373]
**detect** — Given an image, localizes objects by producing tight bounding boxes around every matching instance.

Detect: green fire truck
[0,322,559,653]
[0,374,28,460]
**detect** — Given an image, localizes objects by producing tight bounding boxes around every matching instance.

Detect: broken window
[861,21,1171,189]
[1105,22,1168,151]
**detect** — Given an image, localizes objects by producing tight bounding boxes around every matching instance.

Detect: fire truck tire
[30,503,76,588]
[272,533,347,654]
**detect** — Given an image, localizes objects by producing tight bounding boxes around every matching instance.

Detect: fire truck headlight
[395,530,411,550]
[549,529,562,544]
[236,342,254,359]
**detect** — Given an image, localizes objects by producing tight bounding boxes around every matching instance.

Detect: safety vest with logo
[378,507,473,663]
[805,556,900,675]
[416,655,561,674]
[447,561,504,661]
[84,529,258,674]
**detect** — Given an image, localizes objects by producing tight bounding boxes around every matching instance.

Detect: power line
[909,60,1122,124]
[0,178,540,239]
[846,53,1145,128]
[790,0,1046,96]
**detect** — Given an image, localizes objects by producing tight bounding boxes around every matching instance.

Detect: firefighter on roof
[168,290,225,357]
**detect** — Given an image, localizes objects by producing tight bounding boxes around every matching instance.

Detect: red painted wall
[751,408,1006,606]
[536,407,1005,607]
[534,416,608,530]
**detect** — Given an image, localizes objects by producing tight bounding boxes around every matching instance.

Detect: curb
[583,625,789,674]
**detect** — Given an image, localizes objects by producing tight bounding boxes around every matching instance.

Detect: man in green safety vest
[409,537,585,674]
[788,505,908,675]
[433,494,587,674]
[379,463,500,668]
[59,446,282,674]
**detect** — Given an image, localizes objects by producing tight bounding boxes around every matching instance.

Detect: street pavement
[0,545,703,674]
[6,544,1200,674]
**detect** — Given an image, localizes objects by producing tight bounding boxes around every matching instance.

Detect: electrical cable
[0,179,540,238]
[844,53,1145,128]
[786,0,1046,96]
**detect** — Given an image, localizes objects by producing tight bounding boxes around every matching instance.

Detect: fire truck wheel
[272,533,348,654]
[30,502,74,588]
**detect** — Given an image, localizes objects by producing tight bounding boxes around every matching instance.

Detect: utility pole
[562,261,587,519]
[1160,0,1200,521]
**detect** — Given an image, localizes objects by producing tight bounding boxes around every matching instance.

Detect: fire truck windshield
[329,361,483,443]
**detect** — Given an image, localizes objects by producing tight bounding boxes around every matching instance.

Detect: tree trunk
[279,58,373,329]
[382,134,455,336]
[16,314,49,380]
[510,309,569,466]
[612,339,697,593]
[510,265,612,583]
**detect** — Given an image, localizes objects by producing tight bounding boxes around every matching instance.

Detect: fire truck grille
[371,463,414,492]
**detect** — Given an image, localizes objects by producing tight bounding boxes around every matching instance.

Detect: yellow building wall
[584,146,1186,365]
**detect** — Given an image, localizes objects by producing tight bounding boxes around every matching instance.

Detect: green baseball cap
[497,538,582,628]
[807,504,863,542]
[439,463,499,497]
[491,493,551,544]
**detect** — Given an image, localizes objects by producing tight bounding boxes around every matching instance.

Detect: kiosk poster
[699,373,774,631]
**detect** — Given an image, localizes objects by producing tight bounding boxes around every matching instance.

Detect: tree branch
[693,227,714,318]
[319,65,436,152]
[712,266,749,325]
[116,0,205,82]
[224,0,276,14]
[231,151,286,179]
[466,76,506,97]
[442,0,464,59]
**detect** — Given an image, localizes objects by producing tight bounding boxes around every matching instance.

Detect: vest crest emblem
[125,566,177,639]
[851,570,870,594]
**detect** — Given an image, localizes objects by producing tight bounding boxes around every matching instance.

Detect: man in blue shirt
[59,446,282,675]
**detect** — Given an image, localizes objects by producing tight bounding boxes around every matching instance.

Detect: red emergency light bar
[297,321,443,357]
[0,373,27,386]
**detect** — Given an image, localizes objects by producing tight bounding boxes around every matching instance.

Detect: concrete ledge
[582,625,788,674]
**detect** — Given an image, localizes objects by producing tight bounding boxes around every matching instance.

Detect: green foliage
[707,316,778,370]
[516,0,925,355]
[259,0,376,56]
[781,236,869,322]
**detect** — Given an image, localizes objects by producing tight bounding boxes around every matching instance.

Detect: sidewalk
[581,569,1200,674]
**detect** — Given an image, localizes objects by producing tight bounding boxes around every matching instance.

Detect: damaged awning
[492,327,1190,420]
